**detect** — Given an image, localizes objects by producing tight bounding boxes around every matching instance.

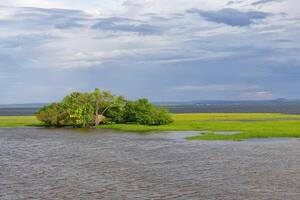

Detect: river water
[0,128,299,200]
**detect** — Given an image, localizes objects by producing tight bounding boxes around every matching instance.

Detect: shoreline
[1,113,300,141]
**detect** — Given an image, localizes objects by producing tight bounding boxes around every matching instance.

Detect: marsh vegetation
[2,113,300,140]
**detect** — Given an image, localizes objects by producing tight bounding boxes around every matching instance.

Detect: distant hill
[2,99,300,108]
[154,99,300,114]
[154,99,300,106]
[2,99,300,115]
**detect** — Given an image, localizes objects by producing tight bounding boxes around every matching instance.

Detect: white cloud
[0,0,300,102]
[0,0,65,8]
[0,0,298,70]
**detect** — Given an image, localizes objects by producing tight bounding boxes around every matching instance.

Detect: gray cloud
[0,2,299,103]
[187,8,270,26]
[168,84,273,100]
[122,0,143,8]
[92,17,161,34]
[0,7,87,30]
[272,39,293,43]
[0,34,57,48]
[227,1,243,5]
[252,0,285,6]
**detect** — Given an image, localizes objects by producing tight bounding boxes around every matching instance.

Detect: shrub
[152,108,173,125]
[36,89,173,127]
[36,103,68,127]
[37,93,94,127]
[123,99,173,125]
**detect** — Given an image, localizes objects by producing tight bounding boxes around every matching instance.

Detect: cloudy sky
[0,0,299,103]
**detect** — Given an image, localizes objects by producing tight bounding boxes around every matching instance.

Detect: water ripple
[0,128,299,199]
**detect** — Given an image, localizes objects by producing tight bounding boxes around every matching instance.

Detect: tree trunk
[95,102,112,126]
[95,116,100,126]
[95,103,100,126]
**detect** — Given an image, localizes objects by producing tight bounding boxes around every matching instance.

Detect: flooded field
[0,128,299,200]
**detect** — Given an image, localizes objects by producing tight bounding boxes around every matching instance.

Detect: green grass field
[100,113,300,140]
[1,113,300,140]
[0,116,41,127]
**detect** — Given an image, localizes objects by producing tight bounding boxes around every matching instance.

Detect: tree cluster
[36,88,173,127]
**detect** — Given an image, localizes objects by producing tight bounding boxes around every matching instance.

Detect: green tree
[105,96,127,124]
[36,103,68,126]
[61,92,94,127]
[123,99,173,125]
[36,89,173,127]
[91,88,115,125]
[151,107,173,125]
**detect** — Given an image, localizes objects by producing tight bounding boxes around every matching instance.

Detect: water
[0,128,299,200]
[3,104,300,116]
[0,108,40,116]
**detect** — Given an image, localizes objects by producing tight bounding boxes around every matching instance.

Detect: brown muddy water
[0,128,299,200]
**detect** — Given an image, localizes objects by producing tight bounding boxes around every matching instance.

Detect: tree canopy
[36,88,173,127]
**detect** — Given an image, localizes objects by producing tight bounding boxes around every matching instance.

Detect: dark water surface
[3,104,300,116]
[0,128,299,200]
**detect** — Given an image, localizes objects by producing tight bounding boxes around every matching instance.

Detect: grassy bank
[100,113,300,141]
[0,116,41,127]
[1,113,300,140]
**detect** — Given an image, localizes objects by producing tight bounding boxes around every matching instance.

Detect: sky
[0,0,299,103]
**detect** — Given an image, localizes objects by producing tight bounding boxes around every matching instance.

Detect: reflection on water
[0,128,299,200]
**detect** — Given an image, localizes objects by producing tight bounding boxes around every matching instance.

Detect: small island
[36,88,173,127]
[1,89,300,141]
